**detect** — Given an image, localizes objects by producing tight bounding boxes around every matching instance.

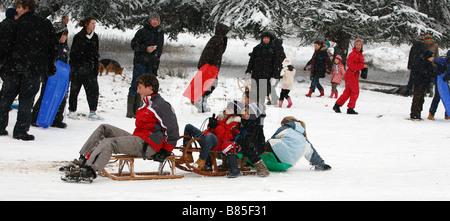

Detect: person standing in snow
[193,23,230,113]
[428,50,450,120]
[245,31,278,105]
[328,55,345,99]
[0,8,19,106]
[31,15,70,129]
[304,40,332,98]
[0,0,57,141]
[61,74,179,182]
[265,116,331,171]
[127,12,164,118]
[277,59,295,108]
[407,39,435,120]
[333,39,367,115]
[68,16,102,121]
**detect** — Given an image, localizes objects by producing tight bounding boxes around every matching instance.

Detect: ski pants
[0,71,40,135]
[68,64,99,112]
[79,124,156,172]
[336,73,360,109]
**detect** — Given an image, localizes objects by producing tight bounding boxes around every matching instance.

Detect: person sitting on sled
[265,116,331,171]
[183,100,244,178]
[60,74,179,182]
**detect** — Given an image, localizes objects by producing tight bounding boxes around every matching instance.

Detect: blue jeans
[183,124,218,160]
[309,77,324,91]
[129,63,153,95]
[429,84,448,117]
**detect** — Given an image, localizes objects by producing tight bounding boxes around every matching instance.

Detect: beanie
[335,55,342,62]
[148,12,160,22]
[6,8,17,20]
[424,34,432,42]
[354,39,363,45]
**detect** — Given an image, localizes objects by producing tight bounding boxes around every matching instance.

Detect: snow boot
[126,94,136,118]
[226,154,241,178]
[428,113,435,120]
[314,164,332,171]
[286,97,293,108]
[318,90,325,97]
[332,103,341,113]
[253,159,270,177]
[335,92,338,99]
[192,158,206,170]
[347,108,359,115]
[59,155,87,173]
[277,99,283,108]
[305,88,313,97]
[329,91,335,98]
[61,165,97,183]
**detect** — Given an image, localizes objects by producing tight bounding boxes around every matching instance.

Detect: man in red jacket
[61,74,179,182]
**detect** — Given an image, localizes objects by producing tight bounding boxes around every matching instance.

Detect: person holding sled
[61,74,179,182]
[183,101,244,178]
[127,12,164,118]
[193,23,230,113]
[0,0,58,141]
[428,50,450,120]
[266,116,331,171]
[304,40,332,98]
[333,39,367,115]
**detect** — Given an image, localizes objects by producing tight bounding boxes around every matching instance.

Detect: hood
[215,23,230,36]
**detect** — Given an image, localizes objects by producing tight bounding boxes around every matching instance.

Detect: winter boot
[192,158,206,170]
[61,165,97,183]
[277,99,283,108]
[59,155,87,173]
[334,91,339,99]
[226,154,241,178]
[126,94,136,118]
[347,108,359,115]
[329,91,335,98]
[253,159,270,177]
[428,113,435,120]
[332,103,341,113]
[286,97,293,108]
[305,89,313,97]
[314,164,332,171]
[318,90,325,97]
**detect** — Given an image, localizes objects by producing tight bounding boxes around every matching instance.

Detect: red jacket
[203,116,241,152]
[133,94,179,152]
[346,48,365,77]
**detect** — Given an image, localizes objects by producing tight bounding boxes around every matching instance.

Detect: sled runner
[174,136,257,176]
[100,154,184,181]
[437,73,450,117]
[183,64,219,104]
[36,60,70,128]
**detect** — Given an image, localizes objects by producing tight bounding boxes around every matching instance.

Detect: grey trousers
[79,124,156,172]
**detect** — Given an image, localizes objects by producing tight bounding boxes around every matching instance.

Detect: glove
[208,114,219,129]
[47,64,57,77]
[444,75,450,82]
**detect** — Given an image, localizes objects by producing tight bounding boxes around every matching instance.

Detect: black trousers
[279,89,291,100]
[0,71,40,135]
[31,75,67,124]
[410,86,425,118]
[68,65,99,112]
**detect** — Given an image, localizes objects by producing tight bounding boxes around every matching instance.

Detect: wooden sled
[174,136,257,176]
[101,154,184,181]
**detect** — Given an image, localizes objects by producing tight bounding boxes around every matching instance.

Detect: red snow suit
[203,116,241,155]
[336,48,366,109]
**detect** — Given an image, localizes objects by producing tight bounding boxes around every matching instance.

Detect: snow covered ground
[1,17,450,201]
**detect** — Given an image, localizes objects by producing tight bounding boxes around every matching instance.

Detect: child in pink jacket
[328,55,345,99]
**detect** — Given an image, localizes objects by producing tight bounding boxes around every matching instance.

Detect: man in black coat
[127,13,164,118]
[0,0,58,140]
[0,8,18,105]
[408,39,435,120]
[245,31,278,105]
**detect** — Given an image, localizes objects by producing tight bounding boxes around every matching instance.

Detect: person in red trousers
[333,39,368,114]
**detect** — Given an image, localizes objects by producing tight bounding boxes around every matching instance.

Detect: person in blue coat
[428,50,450,120]
[266,116,331,171]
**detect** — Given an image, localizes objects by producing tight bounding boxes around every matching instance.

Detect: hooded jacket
[131,22,164,68]
[246,32,278,80]
[203,115,241,152]
[133,93,179,152]
[306,45,332,78]
[197,23,230,69]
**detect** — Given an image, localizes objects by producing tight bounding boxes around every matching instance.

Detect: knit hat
[148,12,160,22]
[283,59,292,67]
[335,55,342,62]
[5,7,17,20]
[424,34,432,42]
[354,39,363,45]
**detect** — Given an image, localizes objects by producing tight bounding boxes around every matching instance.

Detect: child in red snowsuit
[333,39,368,114]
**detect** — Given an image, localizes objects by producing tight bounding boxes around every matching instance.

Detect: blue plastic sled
[437,74,450,117]
[36,61,70,128]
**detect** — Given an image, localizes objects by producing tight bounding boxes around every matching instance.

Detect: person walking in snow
[127,12,164,118]
[0,0,58,141]
[265,116,331,171]
[193,23,230,113]
[68,16,103,121]
[277,59,295,108]
[304,40,332,98]
[328,55,345,99]
[245,31,278,105]
[61,74,179,182]
[428,50,450,120]
[333,39,367,115]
